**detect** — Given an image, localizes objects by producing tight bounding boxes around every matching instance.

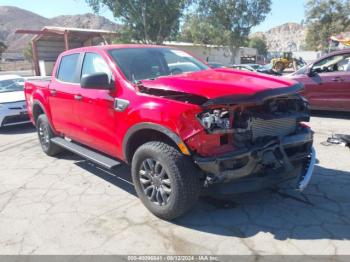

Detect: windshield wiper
[134,78,157,85]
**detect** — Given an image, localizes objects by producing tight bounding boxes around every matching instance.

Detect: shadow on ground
[311,110,350,120]
[74,159,137,197]
[0,123,35,134]
[66,152,350,241]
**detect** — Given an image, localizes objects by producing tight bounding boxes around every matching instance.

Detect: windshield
[292,65,308,75]
[109,48,209,82]
[0,78,25,93]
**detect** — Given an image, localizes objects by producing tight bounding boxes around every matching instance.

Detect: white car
[0,75,31,127]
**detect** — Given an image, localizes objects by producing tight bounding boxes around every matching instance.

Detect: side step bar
[51,137,121,169]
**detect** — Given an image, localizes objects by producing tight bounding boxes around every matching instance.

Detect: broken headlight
[198,108,231,132]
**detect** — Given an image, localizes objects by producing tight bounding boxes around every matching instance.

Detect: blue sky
[0,0,306,32]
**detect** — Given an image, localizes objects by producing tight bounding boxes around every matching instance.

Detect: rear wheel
[37,114,63,156]
[131,142,201,220]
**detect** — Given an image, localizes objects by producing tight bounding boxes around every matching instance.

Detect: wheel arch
[32,101,46,125]
[31,100,55,132]
[123,123,190,164]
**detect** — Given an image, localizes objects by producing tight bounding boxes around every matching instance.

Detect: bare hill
[50,14,119,31]
[0,6,120,53]
[253,23,307,52]
[0,6,49,52]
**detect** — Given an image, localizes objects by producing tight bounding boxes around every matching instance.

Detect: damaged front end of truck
[138,81,316,195]
[185,84,316,195]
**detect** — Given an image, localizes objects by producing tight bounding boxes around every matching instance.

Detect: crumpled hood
[140,68,300,102]
[0,91,25,103]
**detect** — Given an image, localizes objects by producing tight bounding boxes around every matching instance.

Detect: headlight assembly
[198,108,232,133]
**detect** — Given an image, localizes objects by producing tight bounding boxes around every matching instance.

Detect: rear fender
[30,89,55,131]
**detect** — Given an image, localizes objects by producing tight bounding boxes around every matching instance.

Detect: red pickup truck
[25,45,315,220]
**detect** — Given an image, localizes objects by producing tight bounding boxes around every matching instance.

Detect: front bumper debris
[194,128,315,194]
[296,147,316,191]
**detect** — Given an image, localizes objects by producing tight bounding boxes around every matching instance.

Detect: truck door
[49,53,82,136]
[73,52,118,156]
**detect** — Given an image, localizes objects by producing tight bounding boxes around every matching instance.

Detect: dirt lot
[0,113,349,255]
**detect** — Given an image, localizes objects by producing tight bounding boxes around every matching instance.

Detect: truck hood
[0,91,25,103]
[139,68,302,105]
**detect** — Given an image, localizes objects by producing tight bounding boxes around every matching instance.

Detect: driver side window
[81,52,111,79]
[313,54,350,74]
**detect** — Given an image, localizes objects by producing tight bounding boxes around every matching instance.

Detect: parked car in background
[208,62,225,68]
[288,49,350,112]
[25,45,315,220]
[0,75,30,127]
[229,63,282,76]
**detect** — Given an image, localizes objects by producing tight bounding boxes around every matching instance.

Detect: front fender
[122,122,190,162]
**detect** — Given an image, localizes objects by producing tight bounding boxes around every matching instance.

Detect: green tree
[189,0,272,63]
[86,0,193,44]
[305,0,350,51]
[181,14,229,45]
[248,36,268,56]
[111,28,133,44]
[0,41,7,60]
[23,43,33,62]
[22,43,35,72]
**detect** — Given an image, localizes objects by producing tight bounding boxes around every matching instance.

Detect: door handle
[74,94,83,101]
[50,89,57,96]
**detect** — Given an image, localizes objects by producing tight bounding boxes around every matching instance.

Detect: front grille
[251,117,297,141]
[2,114,29,126]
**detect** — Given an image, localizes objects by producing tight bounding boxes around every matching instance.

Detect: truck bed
[25,78,51,90]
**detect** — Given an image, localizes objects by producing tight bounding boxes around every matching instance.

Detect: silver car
[0,75,31,127]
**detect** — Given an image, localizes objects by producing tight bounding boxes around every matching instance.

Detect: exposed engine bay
[197,94,309,147]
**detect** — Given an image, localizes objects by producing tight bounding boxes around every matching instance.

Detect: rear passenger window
[57,54,80,83]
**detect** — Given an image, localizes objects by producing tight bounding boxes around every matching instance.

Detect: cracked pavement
[0,112,349,255]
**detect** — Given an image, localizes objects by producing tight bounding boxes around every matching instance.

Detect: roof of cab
[60,44,173,55]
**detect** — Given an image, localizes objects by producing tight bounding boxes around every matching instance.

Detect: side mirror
[81,73,112,90]
[306,66,316,77]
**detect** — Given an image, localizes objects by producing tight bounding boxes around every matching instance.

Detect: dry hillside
[0,6,120,53]
[253,23,307,52]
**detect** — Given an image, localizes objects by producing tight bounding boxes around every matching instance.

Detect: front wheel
[131,142,201,220]
[37,114,63,156]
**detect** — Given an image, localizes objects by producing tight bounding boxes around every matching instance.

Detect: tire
[36,114,63,156]
[131,141,201,220]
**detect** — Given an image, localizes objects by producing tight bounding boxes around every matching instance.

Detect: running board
[51,137,121,169]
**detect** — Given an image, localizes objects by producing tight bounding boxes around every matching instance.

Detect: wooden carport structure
[16,26,118,76]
